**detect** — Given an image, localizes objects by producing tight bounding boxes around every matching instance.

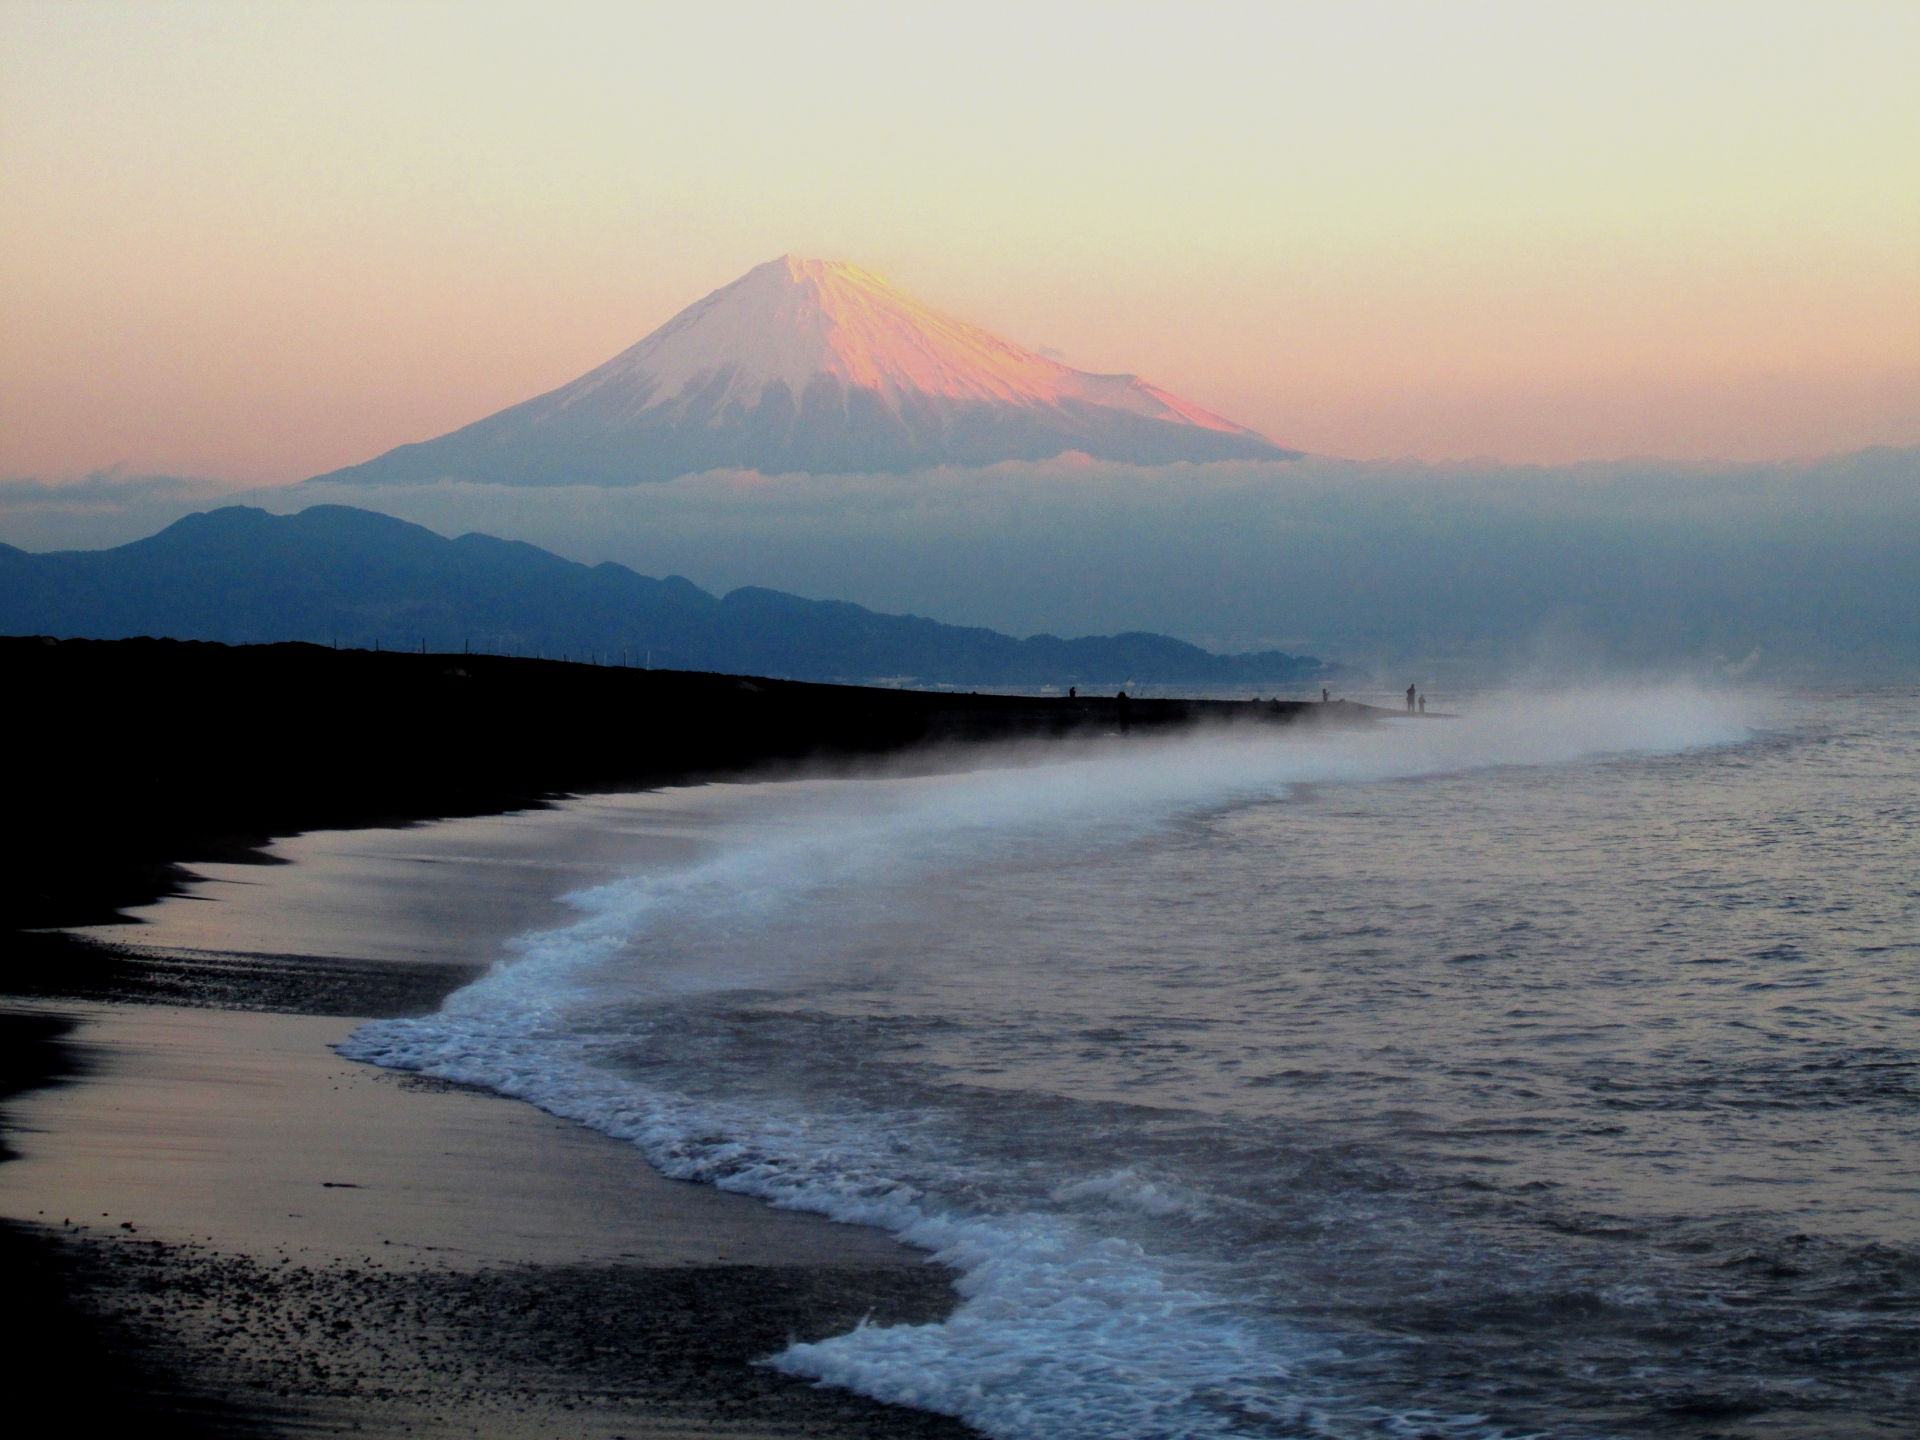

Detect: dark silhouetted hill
[0,505,1330,687]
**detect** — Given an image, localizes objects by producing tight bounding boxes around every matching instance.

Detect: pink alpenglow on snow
[312,257,1298,487]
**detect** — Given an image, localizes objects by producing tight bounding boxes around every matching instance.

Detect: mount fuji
[311,256,1299,486]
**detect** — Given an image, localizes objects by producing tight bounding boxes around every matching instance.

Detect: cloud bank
[6,449,1917,682]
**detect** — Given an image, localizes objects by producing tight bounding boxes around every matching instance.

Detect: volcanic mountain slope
[312,257,1300,486]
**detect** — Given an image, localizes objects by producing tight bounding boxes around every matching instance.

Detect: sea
[341,683,1919,1439]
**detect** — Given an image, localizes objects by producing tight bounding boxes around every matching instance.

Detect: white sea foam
[341,684,1754,1438]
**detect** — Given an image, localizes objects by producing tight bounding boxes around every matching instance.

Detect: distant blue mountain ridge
[0,505,1332,687]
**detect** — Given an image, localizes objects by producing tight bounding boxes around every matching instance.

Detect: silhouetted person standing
[1322,688,1329,703]
[1418,694,1427,714]
[1406,684,1416,714]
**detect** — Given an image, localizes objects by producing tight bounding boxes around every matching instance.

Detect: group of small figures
[1316,685,1428,713]
[1057,685,1432,713]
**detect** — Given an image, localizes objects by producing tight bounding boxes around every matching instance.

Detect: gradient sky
[3,1,1917,482]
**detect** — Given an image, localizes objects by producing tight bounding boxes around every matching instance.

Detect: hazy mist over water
[7,448,1915,682]
[345,683,1919,1438]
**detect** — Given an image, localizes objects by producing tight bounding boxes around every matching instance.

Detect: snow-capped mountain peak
[312,256,1296,486]
[565,256,1258,434]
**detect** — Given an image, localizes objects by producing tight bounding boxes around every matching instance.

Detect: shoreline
[0,641,1384,1435]
[1,850,978,1436]
[1,997,970,1439]
[1,725,1017,1434]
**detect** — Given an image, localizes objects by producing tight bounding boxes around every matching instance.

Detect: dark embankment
[3,632,1337,937]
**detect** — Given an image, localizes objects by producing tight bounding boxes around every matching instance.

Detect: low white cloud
[0,471,254,551]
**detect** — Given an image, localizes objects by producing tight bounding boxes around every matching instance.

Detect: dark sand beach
[2,789,984,1436]
[2,1001,970,1438]
[1,638,1369,1437]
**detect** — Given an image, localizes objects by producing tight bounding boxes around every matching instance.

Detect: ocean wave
[341,685,1760,1437]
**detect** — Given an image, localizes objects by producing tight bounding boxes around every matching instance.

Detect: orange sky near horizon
[3,1,1917,483]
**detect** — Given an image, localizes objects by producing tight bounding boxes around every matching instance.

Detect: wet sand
[80,790,722,968]
[1,1002,925,1271]
[1,786,974,1438]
